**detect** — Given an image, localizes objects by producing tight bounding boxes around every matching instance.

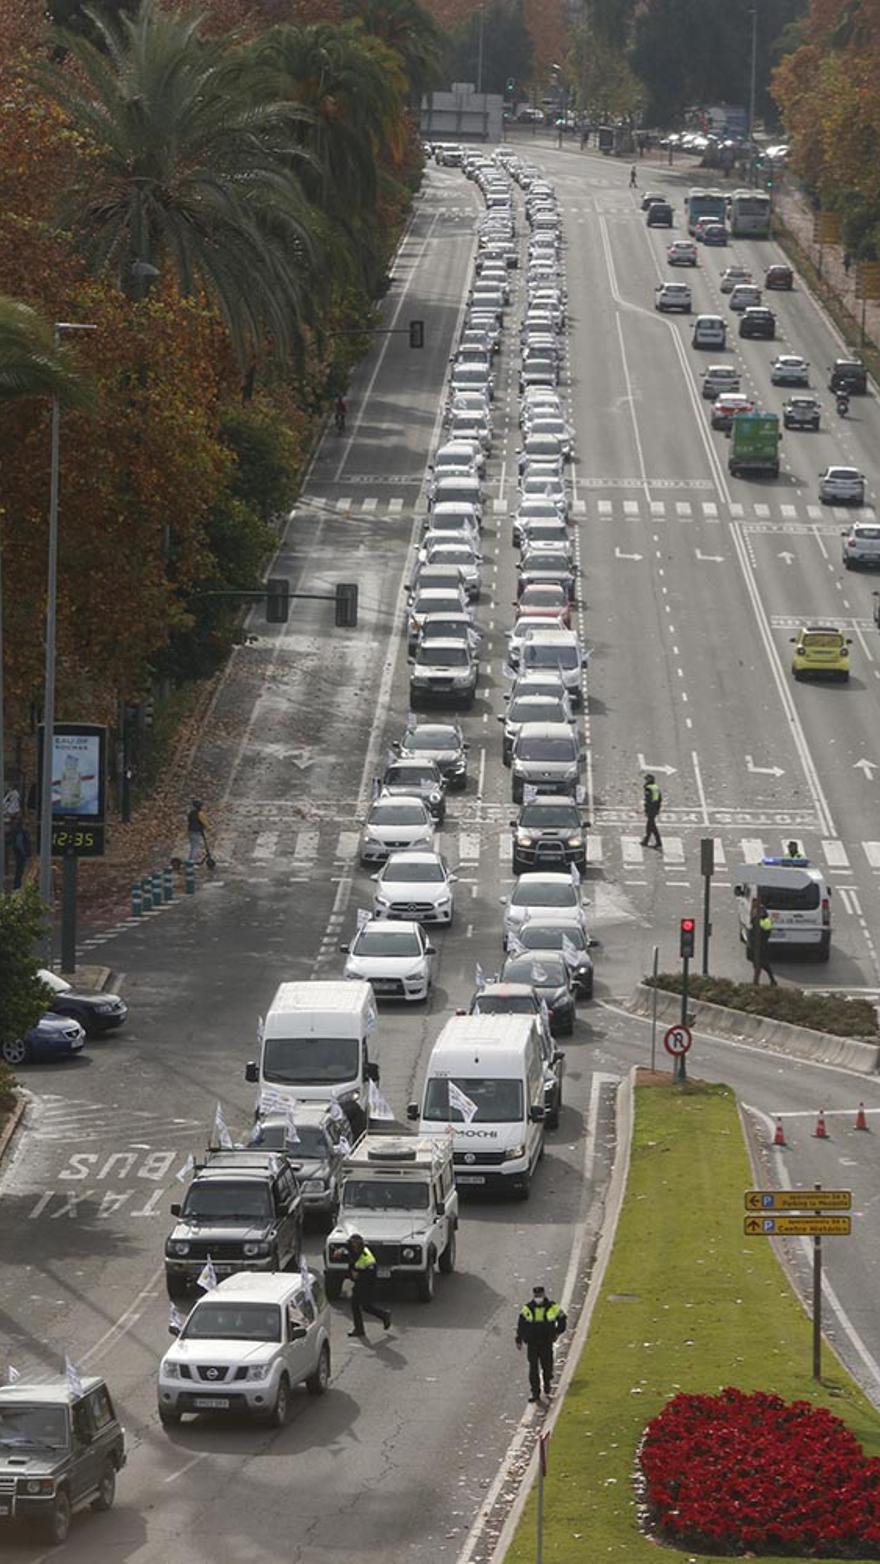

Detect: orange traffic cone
[773,1116,786,1146]
[855,1102,869,1131]
[814,1108,828,1139]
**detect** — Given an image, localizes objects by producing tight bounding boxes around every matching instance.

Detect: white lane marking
[586,834,603,864]
[333,831,359,861]
[663,837,685,865]
[621,835,644,865]
[293,830,319,864]
[864,843,880,869]
[741,837,765,863]
[388,498,404,514]
[676,501,692,517]
[459,832,481,862]
[252,830,279,861]
[692,749,710,828]
[822,839,850,868]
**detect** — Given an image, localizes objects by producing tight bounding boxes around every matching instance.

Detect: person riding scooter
[836,390,850,417]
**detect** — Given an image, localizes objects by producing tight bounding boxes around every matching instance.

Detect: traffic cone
[855,1102,869,1131]
[773,1116,786,1147]
[814,1108,828,1139]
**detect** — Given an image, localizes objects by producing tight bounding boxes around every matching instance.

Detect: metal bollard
[163,866,174,902]
[152,871,163,907]
[141,875,153,912]
[185,859,195,895]
[132,882,142,918]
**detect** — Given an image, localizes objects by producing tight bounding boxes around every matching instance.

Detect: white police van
[733,856,832,961]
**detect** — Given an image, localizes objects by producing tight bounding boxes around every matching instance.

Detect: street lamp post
[38,321,96,964]
[747,6,758,181]
[476,3,484,95]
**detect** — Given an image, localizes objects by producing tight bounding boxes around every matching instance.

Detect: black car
[379,757,447,823]
[0,1376,125,1545]
[394,722,469,790]
[829,358,868,394]
[165,1150,304,1299]
[646,202,673,227]
[765,264,794,290]
[516,917,594,998]
[510,795,588,875]
[739,307,776,340]
[38,968,128,1036]
[500,952,577,1037]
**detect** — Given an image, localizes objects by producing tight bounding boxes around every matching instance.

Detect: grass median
[505,1076,880,1564]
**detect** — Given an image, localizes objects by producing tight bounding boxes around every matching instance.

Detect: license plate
[377,1267,392,1279]
[456,1174,486,1184]
[195,1397,229,1409]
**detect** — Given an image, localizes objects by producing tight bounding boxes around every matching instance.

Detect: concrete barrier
[628,983,880,1075]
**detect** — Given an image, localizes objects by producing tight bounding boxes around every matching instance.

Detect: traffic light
[680,917,696,959]
[409,319,424,349]
[505,77,516,97]
[266,578,290,624]
[335,582,358,628]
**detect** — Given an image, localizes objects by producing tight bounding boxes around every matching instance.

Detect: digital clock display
[50,823,105,857]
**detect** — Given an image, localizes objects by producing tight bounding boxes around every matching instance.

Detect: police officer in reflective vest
[641,774,662,850]
[752,904,777,987]
[346,1233,391,1338]
[516,1284,567,1403]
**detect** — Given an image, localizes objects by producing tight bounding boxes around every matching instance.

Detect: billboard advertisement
[39,722,107,856]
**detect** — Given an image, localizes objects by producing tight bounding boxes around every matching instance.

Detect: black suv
[165,1150,303,1299]
[0,1376,125,1545]
[739,307,776,340]
[829,358,868,394]
[510,794,589,875]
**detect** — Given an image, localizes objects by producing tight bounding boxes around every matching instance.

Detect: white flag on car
[7,1365,20,1384]
[175,1152,195,1184]
[64,1356,83,1398]
[448,1081,479,1123]
[213,1102,233,1150]
[197,1256,218,1292]
[368,1080,395,1121]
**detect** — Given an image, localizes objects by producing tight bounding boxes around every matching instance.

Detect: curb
[466,1070,635,1564]
[627,983,880,1075]
[0,1094,26,1170]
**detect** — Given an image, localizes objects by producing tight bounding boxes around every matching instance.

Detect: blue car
[1,1014,86,1067]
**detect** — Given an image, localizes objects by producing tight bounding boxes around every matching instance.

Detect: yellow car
[790,623,852,682]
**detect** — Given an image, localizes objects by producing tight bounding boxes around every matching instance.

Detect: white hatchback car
[819,466,866,506]
[371,851,457,924]
[501,872,588,949]
[341,918,435,1001]
[842,522,880,568]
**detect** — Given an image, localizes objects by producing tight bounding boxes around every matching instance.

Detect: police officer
[752,903,777,987]
[345,1233,391,1338]
[785,840,800,859]
[641,774,662,850]
[515,1283,567,1403]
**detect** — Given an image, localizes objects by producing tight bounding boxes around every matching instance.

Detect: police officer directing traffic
[345,1233,391,1339]
[752,902,777,987]
[641,774,662,850]
[516,1283,567,1403]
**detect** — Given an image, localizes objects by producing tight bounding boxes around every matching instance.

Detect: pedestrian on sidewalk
[11,820,31,890]
[641,774,663,850]
[345,1234,391,1339]
[187,799,208,864]
[752,903,777,987]
[843,251,853,277]
[516,1283,566,1404]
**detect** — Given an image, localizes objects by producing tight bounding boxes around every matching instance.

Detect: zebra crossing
[25,1094,203,1143]
[236,819,880,883]
[299,489,875,526]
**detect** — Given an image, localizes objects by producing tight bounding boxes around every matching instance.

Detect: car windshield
[182,1180,272,1222]
[521,923,586,952]
[262,1036,360,1085]
[509,700,564,724]
[856,528,880,540]
[422,621,468,640]
[520,804,580,829]
[523,555,570,575]
[417,646,469,668]
[258,1123,328,1157]
[504,955,567,986]
[370,804,427,826]
[0,1406,68,1450]
[383,861,445,883]
[342,1179,429,1211]
[474,993,537,1014]
[521,589,564,607]
[409,728,459,751]
[423,1076,524,1123]
[511,881,575,908]
[517,737,576,761]
[523,644,578,670]
[354,929,423,957]
[182,1303,282,1342]
[386,765,435,787]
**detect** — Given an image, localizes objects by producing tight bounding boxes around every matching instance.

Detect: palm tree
[341,0,445,103]
[35,0,325,367]
[0,296,94,409]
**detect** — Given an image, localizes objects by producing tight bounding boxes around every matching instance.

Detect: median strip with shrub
[647,972,878,1038]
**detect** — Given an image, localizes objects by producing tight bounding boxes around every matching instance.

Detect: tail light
[822,897,830,926]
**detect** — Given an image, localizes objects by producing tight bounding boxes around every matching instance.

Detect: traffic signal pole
[678,918,696,1081]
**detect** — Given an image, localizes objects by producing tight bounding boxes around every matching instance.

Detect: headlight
[429,791,443,804]
[517,834,534,847]
[567,836,583,847]
[244,1363,272,1381]
[375,895,392,908]
[503,1144,526,1161]
[401,1245,422,1262]
[162,1361,180,1379]
[436,894,451,907]
[94,1001,116,1013]
[25,1479,53,1494]
[302,1179,327,1193]
[169,1242,190,1258]
[243,1241,270,1257]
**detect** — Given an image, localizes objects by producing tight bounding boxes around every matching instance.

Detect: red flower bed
[640,1387,880,1557]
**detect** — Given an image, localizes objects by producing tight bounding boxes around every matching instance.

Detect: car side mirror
[425,944,437,956]
[553,1050,565,1065]
[289,1324,308,1342]
[407,1102,419,1121]
[734,884,746,898]
[529,1105,545,1122]
[170,1202,181,1217]
[789,637,797,643]
[245,1061,258,1084]
[366,1061,380,1082]
[339,942,350,953]
[435,1201,445,1217]
[169,1322,181,1337]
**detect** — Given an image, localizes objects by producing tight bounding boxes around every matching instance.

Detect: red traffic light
[680,917,695,932]
[679,917,696,958]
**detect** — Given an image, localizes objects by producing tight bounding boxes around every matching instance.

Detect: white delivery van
[246,981,379,1132]
[733,856,832,961]
[407,1015,545,1199]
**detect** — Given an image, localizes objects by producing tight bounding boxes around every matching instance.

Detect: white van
[733,857,832,961]
[407,1015,545,1199]
[692,314,727,349]
[246,981,379,1132]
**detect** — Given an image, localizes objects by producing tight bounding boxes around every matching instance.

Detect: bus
[686,188,727,234]
[729,189,772,237]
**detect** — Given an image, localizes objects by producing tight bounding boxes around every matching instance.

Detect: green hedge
[646,973,878,1038]
[0,1063,18,1115]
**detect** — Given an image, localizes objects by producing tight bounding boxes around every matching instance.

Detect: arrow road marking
[637,753,677,776]
[778,551,795,564]
[854,758,878,779]
[614,547,643,561]
[289,749,315,771]
[746,755,785,778]
[695,549,724,562]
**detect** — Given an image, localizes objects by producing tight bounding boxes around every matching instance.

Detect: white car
[507,615,565,672]
[527,417,573,459]
[719,265,752,293]
[501,873,588,949]
[667,240,697,266]
[371,851,457,924]
[431,439,486,479]
[655,282,692,313]
[701,364,740,399]
[819,466,866,506]
[842,522,880,568]
[419,539,482,599]
[360,796,436,864]
[770,354,810,386]
[341,918,435,1001]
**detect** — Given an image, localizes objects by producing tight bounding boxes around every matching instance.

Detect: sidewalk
[774,182,880,357]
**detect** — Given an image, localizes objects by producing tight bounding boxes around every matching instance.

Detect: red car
[515,582,572,627]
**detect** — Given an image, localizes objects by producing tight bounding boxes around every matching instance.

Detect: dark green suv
[0,1376,125,1545]
[165,1149,304,1299]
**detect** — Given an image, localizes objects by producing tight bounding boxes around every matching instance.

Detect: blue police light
[762,855,810,867]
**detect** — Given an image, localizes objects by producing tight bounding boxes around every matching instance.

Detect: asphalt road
[3,150,880,1563]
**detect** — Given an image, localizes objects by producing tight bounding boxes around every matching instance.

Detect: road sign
[663,1024,692,1056]
[745,1189,851,1212]
[812,211,840,244]
[743,1215,851,1237]
[856,261,880,301]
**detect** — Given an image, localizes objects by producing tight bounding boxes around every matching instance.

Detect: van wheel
[512,779,523,804]
[306,1344,331,1396]
[159,1407,181,1428]
[439,1231,456,1274]
[514,1176,531,1201]
[40,1490,71,1545]
[324,1272,344,1302]
[268,1375,290,1427]
[92,1463,116,1512]
[416,1258,436,1302]
[817,934,831,962]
